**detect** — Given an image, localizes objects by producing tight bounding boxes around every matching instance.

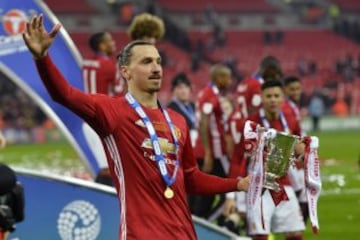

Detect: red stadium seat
[44,0,96,14]
[332,0,360,12]
[70,30,360,108]
[154,0,276,13]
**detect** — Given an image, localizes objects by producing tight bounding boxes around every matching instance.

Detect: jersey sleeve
[35,54,105,132]
[182,128,238,195]
[199,95,217,116]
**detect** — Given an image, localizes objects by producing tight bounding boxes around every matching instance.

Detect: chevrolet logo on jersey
[141,137,176,154]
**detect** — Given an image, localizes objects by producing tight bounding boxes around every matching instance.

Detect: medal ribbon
[303,136,321,234]
[246,122,265,229]
[125,93,179,188]
[259,108,289,133]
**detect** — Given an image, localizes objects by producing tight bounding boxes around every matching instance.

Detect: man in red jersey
[89,14,166,185]
[234,55,283,118]
[282,76,303,132]
[221,56,284,231]
[22,15,250,240]
[194,64,232,220]
[197,64,232,174]
[281,76,309,223]
[227,80,305,240]
[82,32,124,186]
[82,32,124,96]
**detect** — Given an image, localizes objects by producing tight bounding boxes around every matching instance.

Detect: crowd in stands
[2,1,360,143]
[0,77,45,130]
[333,18,360,44]
[0,76,50,143]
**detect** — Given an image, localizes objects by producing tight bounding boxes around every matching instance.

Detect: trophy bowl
[263,131,298,191]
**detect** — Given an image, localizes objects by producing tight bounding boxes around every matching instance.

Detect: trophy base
[263,172,281,192]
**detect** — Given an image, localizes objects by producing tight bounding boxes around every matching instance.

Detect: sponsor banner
[0,0,100,175]
[8,168,244,240]
[302,116,360,131]
[9,168,119,240]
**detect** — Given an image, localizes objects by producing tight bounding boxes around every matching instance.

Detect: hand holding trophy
[246,121,321,234]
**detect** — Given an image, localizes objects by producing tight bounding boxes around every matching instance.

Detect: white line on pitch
[321,188,360,196]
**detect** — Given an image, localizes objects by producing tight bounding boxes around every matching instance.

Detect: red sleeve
[293,120,301,136]
[182,130,238,195]
[283,109,301,136]
[35,54,97,123]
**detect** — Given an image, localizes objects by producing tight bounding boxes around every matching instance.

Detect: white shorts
[289,167,307,203]
[82,122,108,169]
[248,186,305,235]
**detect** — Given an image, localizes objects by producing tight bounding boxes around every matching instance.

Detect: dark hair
[171,72,191,91]
[89,32,106,52]
[260,55,280,69]
[259,55,283,81]
[127,13,165,41]
[117,40,154,66]
[261,80,283,91]
[283,75,300,86]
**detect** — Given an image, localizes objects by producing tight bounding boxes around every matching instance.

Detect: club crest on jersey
[202,103,213,114]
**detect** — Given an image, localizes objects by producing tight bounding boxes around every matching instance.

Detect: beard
[147,81,162,93]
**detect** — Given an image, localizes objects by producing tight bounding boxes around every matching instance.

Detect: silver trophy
[263,130,298,191]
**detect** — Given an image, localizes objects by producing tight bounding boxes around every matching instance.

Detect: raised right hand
[22,14,61,59]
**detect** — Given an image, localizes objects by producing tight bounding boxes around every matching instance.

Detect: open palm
[22,14,61,59]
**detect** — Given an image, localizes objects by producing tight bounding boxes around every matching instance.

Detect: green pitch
[0,138,87,175]
[303,130,360,240]
[0,130,359,239]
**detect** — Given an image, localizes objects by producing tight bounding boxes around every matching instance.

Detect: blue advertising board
[8,168,244,240]
[0,0,100,175]
[10,168,119,240]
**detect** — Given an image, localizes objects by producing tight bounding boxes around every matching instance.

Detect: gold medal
[164,187,174,199]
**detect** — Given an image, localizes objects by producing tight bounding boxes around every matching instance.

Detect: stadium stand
[331,0,360,12]
[3,0,360,136]
[154,0,276,13]
[69,27,359,107]
[44,0,96,14]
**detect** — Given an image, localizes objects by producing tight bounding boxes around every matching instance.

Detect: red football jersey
[234,75,262,118]
[196,85,226,158]
[36,55,239,240]
[282,98,301,124]
[82,55,124,96]
[248,111,301,137]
